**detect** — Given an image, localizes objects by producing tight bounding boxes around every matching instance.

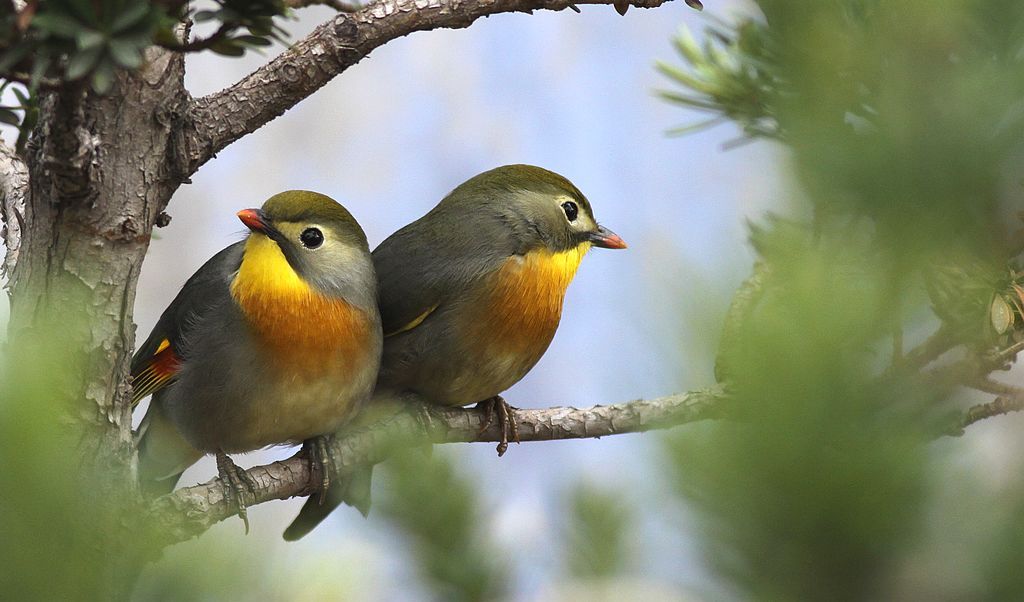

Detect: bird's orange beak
[237,208,272,234]
[589,225,628,249]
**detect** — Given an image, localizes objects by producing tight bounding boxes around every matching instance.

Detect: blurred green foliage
[564,483,633,579]
[0,318,125,600]
[657,0,1024,599]
[378,449,509,602]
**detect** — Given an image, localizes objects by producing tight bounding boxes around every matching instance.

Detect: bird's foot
[413,401,435,434]
[215,451,258,534]
[302,435,333,505]
[475,395,520,457]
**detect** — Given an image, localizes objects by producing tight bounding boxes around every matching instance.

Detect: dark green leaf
[233,35,272,47]
[0,44,31,73]
[210,40,245,57]
[110,3,151,33]
[193,10,219,23]
[32,13,84,38]
[108,40,142,69]
[12,87,29,106]
[28,57,50,91]
[66,45,103,80]
[76,29,106,50]
[90,61,115,94]
[65,0,99,25]
[0,109,21,127]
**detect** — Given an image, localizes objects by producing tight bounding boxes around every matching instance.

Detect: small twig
[925,339,1024,393]
[0,69,62,90]
[965,376,1024,397]
[899,326,959,372]
[159,23,232,53]
[948,395,1024,436]
[987,339,1024,367]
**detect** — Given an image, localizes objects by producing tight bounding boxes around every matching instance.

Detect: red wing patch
[131,339,181,407]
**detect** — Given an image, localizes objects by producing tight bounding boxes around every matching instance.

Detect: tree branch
[148,387,727,548]
[947,394,1024,436]
[897,325,959,372]
[146,366,1024,549]
[0,141,28,285]
[183,0,675,174]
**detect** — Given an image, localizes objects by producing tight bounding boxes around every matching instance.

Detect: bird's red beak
[237,208,271,234]
[589,225,628,249]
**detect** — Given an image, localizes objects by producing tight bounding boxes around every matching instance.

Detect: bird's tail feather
[136,401,202,498]
[282,390,414,541]
[282,465,373,541]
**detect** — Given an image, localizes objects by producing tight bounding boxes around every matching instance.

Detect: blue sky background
[134,1,791,599]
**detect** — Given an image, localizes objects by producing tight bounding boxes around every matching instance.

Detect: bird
[131,190,382,530]
[283,164,626,540]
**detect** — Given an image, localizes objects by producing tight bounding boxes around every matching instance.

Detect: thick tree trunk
[4,48,188,600]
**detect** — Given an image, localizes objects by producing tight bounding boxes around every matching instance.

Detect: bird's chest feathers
[230,236,370,373]
[471,244,590,357]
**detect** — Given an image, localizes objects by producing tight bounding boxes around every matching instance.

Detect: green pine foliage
[564,483,633,579]
[378,449,509,602]
[656,1,1024,598]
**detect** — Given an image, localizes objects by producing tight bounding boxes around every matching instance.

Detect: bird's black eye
[561,201,579,222]
[300,227,324,249]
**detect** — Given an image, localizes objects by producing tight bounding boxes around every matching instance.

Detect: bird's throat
[474,242,591,354]
[232,234,307,298]
[230,234,370,370]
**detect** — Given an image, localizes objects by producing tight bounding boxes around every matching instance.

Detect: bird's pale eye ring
[300,227,324,249]
[561,201,579,222]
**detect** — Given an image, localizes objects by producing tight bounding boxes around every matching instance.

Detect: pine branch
[948,394,1024,436]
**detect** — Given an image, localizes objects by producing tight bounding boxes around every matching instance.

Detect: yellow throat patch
[471,242,591,355]
[232,234,309,299]
[230,234,370,371]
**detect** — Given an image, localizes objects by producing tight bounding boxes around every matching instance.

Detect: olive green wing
[130,242,244,407]
[372,209,514,337]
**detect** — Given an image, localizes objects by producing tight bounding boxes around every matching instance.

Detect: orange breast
[238,289,372,375]
[230,235,372,376]
[468,244,590,363]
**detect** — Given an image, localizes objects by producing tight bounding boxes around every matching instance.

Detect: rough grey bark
[0,143,27,281]
[3,46,190,599]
